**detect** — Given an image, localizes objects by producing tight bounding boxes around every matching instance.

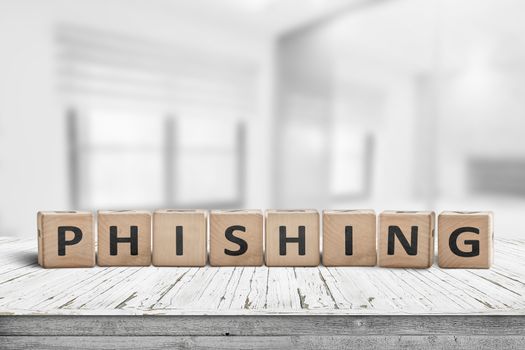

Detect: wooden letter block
[378,211,435,268]
[37,211,95,268]
[97,210,151,266]
[210,210,263,266]
[322,210,376,266]
[265,210,320,267]
[438,211,493,269]
[153,209,207,267]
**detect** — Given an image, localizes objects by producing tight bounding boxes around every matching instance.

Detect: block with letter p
[265,209,320,267]
[37,211,95,268]
[438,211,493,268]
[378,211,435,268]
[97,210,152,266]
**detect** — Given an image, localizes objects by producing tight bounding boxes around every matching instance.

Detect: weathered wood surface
[1,315,525,336]
[1,237,525,349]
[0,237,524,316]
[2,335,525,350]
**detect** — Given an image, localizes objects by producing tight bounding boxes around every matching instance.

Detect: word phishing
[37,209,493,269]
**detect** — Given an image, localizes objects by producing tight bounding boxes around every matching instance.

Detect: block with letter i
[153,209,207,267]
[265,210,320,267]
[322,210,377,266]
[37,211,95,268]
[378,211,435,268]
[438,211,493,269]
[210,210,263,266]
[97,210,152,266]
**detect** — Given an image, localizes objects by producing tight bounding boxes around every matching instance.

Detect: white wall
[435,59,525,238]
[331,63,423,211]
[438,67,525,198]
[275,22,424,211]
[0,4,63,237]
[0,0,273,236]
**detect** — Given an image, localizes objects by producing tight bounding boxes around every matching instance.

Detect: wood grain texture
[2,335,525,350]
[2,315,525,336]
[37,211,95,268]
[323,210,377,266]
[2,232,525,349]
[378,211,435,268]
[265,210,320,267]
[0,237,524,316]
[209,210,263,266]
[153,209,207,267]
[438,211,493,268]
[97,211,151,266]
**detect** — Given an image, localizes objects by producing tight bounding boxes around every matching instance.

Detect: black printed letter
[449,227,480,257]
[57,226,83,256]
[176,226,183,256]
[387,226,418,255]
[224,225,248,256]
[279,226,305,255]
[109,226,138,256]
[345,226,353,256]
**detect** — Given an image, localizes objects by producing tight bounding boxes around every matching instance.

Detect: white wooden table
[1,236,524,349]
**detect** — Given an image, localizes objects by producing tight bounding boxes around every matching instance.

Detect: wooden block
[265,209,320,267]
[438,211,493,269]
[97,210,151,266]
[153,209,207,267]
[209,210,263,266]
[378,211,435,268]
[37,211,95,268]
[322,210,377,266]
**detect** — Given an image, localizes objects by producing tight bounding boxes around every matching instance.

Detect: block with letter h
[265,210,320,267]
[97,210,152,266]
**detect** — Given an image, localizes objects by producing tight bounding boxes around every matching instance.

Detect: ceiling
[321,0,525,73]
[148,0,525,73]
[153,0,367,37]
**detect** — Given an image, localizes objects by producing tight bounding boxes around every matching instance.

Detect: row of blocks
[37,209,493,269]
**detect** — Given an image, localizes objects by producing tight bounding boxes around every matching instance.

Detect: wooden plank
[264,267,301,310]
[119,267,192,311]
[60,268,145,310]
[2,335,525,350]
[292,267,339,310]
[149,267,203,311]
[1,315,525,336]
[0,238,524,316]
[227,266,269,310]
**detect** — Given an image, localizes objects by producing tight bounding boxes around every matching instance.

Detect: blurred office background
[1,0,524,237]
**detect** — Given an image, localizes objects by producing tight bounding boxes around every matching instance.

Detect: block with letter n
[378,211,435,268]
